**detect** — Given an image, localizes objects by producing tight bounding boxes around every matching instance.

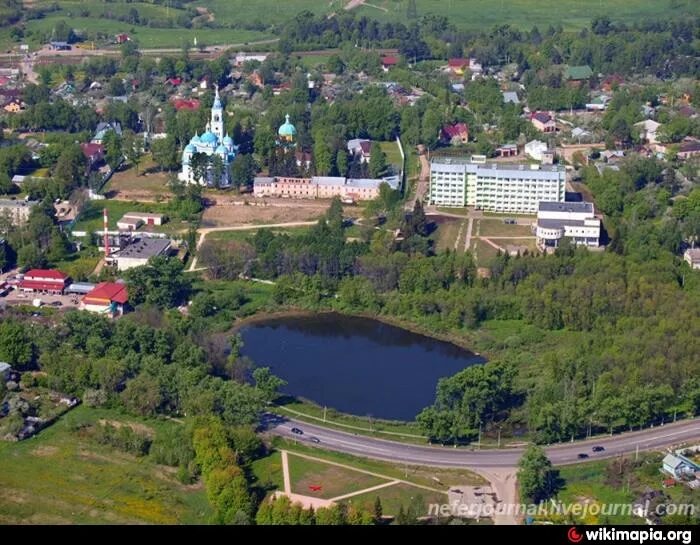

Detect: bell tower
[210,84,224,141]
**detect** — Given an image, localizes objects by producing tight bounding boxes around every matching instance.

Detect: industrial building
[116,212,165,231]
[253,175,400,202]
[429,157,566,213]
[535,201,601,249]
[80,282,128,317]
[18,269,70,294]
[108,237,171,271]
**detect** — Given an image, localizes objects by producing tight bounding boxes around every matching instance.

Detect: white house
[684,248,700,270]
[662,453,697,479]
[634,119,661,144]
[536,201,600,249]
[525,140,549,161]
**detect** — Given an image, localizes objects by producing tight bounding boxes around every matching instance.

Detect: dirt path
[187,221,319,272]
[406,145,430,210]
[329,480,400,502]
[344,0,365,10]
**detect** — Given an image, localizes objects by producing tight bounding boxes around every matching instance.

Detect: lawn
[105,157,173,197]
[250,450,285,491]
[72,200,170,233]
[52,248,101,281]
[478,219,534,238]
[207,225,311,242]
[432,218,465,253]
[295,54,332,70]
[0,406,212,524]
[273,438,486,490]
[491,237,538,254]
[379,140,403,171]
[341,482,446,517]
[471,238,500,266]
[288,453,388,499]
[194,0,339,26]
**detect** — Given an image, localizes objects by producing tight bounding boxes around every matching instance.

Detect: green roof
[565,65,593,80]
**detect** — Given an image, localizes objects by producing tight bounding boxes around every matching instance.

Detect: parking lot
[2,289,81,309]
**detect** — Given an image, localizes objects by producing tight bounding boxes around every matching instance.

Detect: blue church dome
[215,145,227,154]
[278,114,297,138]
[223,135,234,147]
[185,143,196,153]
[200,131,218,144]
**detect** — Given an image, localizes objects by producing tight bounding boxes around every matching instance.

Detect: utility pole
[323,406,327,423]
[497,427,502,448]
[477,422,482,450]
[635,444,639,462]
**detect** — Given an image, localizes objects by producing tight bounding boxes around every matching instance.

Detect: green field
[0,406,212,524]
[5,0,685,52]
[478,219,533,238]
[341,482,446,517]
[352,0,694,31]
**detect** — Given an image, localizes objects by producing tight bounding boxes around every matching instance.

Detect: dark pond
[239,313,485,421]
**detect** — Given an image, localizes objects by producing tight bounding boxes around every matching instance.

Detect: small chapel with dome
[277,114,297,146]
[179,86,238,187]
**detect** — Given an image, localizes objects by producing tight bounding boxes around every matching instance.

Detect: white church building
[179,86,237,187]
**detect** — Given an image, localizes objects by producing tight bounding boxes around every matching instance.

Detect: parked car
[291,427,304,435]
[577,453,589,459]
[592,446,605,452]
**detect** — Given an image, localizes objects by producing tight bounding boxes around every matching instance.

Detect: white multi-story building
[429,157,566,214]
[536,201,600,249]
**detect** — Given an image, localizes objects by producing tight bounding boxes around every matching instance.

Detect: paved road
[264,415,700,469]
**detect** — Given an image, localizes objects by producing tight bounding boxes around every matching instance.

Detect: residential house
[662,454,698,479]
[347,139,372,163]
[0,362,11,381]
[381,56,398,72]
[80,281,128,317]
[49,41,71,51]
[248,71,264,88]
[565,65,593,87]
[2,99,23,113]
[92,121,122,144]
[684,248,700,270]
[440,122,469,145]
[171,98,200,111]
[0,199,38,226]
[234,53,268,66]
[115,33,129,44]
[678,139,700,160]
[600,74,624,92]
[80,143,105,170]
[585,95,610,111]
[448,58,470,75]
[634,119,661,144]
[571,127,592,143]
[502,91,520,105]
[530,111,556,133]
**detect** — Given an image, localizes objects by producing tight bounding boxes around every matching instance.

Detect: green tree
[517,445,560,503]
[151,135,178,171]
[368,143,387,178]
[124,256,192,308]
[0,320,33,368]
[252,367,287,403]
[102,130,123,169]
[335,149,348,177]
[123,131,143,175]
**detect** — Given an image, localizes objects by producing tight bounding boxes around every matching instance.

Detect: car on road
[291,427,304,435]
[577,453,589,459]
[309,436,320,444]
[592,446,605,452]
[50,301,63,307]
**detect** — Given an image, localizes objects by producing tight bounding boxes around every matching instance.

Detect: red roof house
[166,77,182,86]
[115,33,130,44]
[19,269,69,294]
[440,122,469,145]
[171,98,200,111]
[531,111,556,133]
[448,58,470,75]
[381,56,398,71]
[80,143,105,166]
[81,282,128,316]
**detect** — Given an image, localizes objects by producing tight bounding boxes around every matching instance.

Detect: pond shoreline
[234,309,485,422]
[231,308,484,357]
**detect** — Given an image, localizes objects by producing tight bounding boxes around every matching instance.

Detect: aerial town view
[0,0,698,534]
